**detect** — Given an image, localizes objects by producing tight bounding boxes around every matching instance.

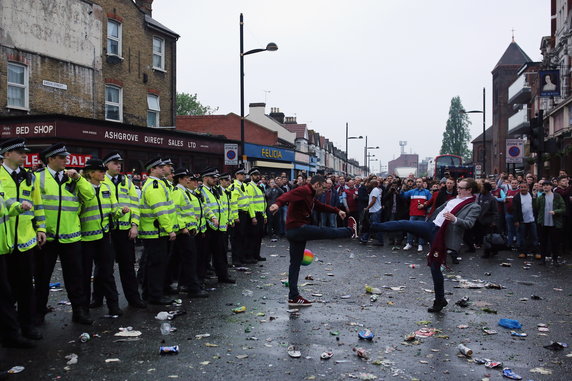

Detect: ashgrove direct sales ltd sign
[0,119,224,154]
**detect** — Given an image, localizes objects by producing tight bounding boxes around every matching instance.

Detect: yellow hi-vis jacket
[172,184,197,232]
[138,177,176,239]
[216,185,233,232]
[223,185,238,223]
[200,185,223,231]
[246,181,267,219]
[80,182,123,241]
[102,173,140,230]
[36,168,96,243]
[0,181,25,255]
[0,165,46,252]
[230,180,250,218]
[189,187,212,234]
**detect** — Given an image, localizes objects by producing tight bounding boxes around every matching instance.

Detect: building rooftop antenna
[399,140,407,154]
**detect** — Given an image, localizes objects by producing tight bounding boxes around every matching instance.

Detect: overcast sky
[153,0,550,169]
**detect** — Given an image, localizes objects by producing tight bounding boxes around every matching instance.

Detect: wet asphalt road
[1,237,571,381]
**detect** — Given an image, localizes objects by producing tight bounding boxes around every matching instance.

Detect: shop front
[0,115,231,173]
[244,143,295,178]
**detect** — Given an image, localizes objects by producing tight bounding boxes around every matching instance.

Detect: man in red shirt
[504,179,520,249]
[269,175,357,307]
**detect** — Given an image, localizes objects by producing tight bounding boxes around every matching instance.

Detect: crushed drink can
[79,333,90,343]
[510,331,527,337]
[159,345,179,355]
[358,329,374,340]
[457,343,473,357]
[353,347,368,359]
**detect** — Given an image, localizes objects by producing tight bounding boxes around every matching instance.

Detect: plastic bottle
[160,322,171,335]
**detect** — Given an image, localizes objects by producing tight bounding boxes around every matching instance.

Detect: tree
[440,96,472,161]
[176,92,219,115]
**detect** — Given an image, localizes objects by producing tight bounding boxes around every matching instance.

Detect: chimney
[284,116,297,124]
[135,0,153,16]
[269,107,285,124]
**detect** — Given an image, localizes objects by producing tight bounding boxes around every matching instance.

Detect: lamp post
[461,87,486,178]
[240,13,278,166]
[363,135,379,174]
[345,122,363,174]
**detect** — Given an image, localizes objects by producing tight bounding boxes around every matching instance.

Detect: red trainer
[288,296,312,307]
[347,216,358,239]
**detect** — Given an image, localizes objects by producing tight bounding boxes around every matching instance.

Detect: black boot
[108,304,123,317]
[72,307,94,325]
[427,299,448,313]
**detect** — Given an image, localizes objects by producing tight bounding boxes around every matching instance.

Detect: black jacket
[512,192,535,223]
[477,192,498,225]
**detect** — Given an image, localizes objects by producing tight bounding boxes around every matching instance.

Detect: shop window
[105,85,122,122]
[147,94,160,127]
[153,37,165,70]
[107,20,122,57]
[7,62,28,109]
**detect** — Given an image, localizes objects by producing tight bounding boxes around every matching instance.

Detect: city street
[2,237,571,381]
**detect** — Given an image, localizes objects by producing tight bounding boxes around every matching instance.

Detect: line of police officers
[0,137,267,350]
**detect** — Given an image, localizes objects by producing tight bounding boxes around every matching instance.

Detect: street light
[240,13,278,166]
[345,122,363,174]
[363,135,379,174]
[460,87,486,178]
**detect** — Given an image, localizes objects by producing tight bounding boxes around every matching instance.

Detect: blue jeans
[518,222,538,253]
[505,213,518,247]
[360,211,383,244]
[279,206,288,235]
[320,213,337,228]
[286,225,352,299]
[407,216,427,245]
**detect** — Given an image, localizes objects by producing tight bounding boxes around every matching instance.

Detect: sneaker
[391,246,400,251]
[534,254,542,260]
[403,243,413,251]
[288,296,312,307]
[518,253,527,259]
[417,244,423,252]
[347,217,358,239]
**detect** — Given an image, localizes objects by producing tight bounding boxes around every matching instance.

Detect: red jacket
[274,183,340,230]
[344,187,358,212]
[505,189,519,214]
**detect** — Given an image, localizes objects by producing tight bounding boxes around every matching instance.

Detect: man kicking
[269,175,357,307]
[369,178,481,313]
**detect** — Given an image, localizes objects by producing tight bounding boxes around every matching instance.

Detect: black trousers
[5,248,36,331]
[0,255,21,340]
[538,225,561,260]
[109,229,141,303]
[83,234,119,308]
[35,240,87,315]
[141,237,169,302]
[232,211,250,261]
[246,211,265,259]
[199,227,229,281]
[163,239,178,290]
[175,233,202,292]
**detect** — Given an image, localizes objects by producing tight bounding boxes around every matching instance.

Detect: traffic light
[529,111,545,153]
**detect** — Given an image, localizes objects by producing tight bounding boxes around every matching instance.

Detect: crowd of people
[0,136,571,373]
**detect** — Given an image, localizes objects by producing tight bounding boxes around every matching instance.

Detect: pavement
[1,237,571,381]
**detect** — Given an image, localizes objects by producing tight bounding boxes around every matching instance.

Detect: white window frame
[105,85,123,122]
[152,36,165,71]
[147,94,160,127]
[107,20,122,57]
[7,62,29,110]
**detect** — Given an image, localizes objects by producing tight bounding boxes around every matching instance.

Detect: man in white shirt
[512,182,539,257]
[359,180,383,246]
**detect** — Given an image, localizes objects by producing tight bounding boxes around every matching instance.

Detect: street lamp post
[240,13,278,166]
[363,135,379,174]
[461,87,486,178]
[345,122,363,174]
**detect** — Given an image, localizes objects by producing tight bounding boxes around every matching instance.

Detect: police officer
[246,168,267,261]
[171,168,208,298]
[200,168,235,283]
[138,157,176,305]
[230,168,255,264]
[35,143,95,325]
[218,173,235,261]
[0,138,46,340]
[97,151,145,308]
[0,163,36,348]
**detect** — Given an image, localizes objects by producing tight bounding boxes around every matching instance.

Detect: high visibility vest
[246,181,267,218]
[138,177,176,239]
[200,185,223,231]
[80,182,122,241]
[188,188,210,233]
[230,180,250,213]
[215,185,230,232]
[102,173,140,230]
[172,184,196,231]
[0,181,24,255]
[223,186,237,224]
[36,168,96,244]
[0,166,46,252]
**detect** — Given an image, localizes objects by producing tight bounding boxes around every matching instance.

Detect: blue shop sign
[245,143,294,162]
